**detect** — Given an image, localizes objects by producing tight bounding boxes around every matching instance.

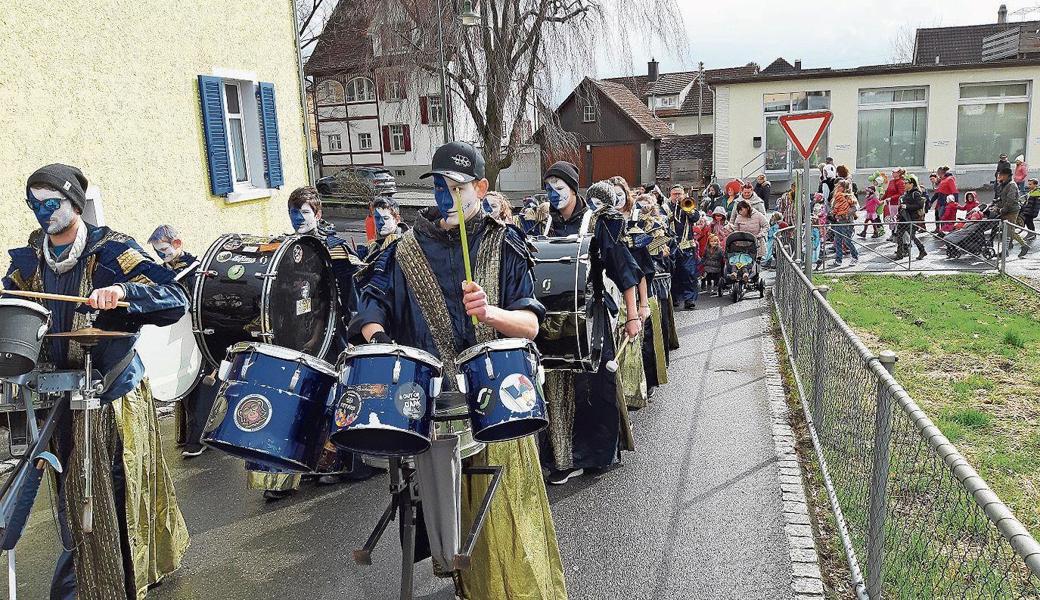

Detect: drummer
[246,187,378,501]
[3,163,189,599]
[537,162,644,486]
[147,224,215,458]
[349,141,568,599]
[357,195,407,262]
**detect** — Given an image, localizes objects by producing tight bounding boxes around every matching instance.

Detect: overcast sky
[604,1,1038,77]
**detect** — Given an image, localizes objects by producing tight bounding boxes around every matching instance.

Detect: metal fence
[772,235,1040,599]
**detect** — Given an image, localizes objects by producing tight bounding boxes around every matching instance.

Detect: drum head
[264,236,337,358]
[136,312,203,401]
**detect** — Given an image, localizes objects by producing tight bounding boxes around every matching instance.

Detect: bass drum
[136,311,203,401]
[192,233,338,369]
[530,234,620,371]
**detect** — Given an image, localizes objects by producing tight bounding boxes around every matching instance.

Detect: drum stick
[451,188,480,327]
[606,335,633,373]
[0,288,130,309]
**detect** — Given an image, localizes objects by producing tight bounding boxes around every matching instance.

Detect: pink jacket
[863,193,881,215]
[1015,163,1029,184]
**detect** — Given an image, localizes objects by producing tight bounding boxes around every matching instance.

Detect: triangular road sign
[778,111,833,160]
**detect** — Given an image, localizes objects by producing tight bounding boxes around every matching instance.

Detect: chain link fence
[773,232,1040,599]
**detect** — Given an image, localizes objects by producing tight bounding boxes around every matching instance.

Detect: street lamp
[461,1,479,27]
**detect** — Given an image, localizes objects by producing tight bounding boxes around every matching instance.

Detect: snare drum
[362,398,484,469]
[202,342,337,471]
[456,338,547,443]
[0,299,50,378]
[329,344,442,457]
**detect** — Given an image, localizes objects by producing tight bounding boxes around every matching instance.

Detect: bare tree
[298,0,331,51]
[889,23,917,64]
[370,0,687,188]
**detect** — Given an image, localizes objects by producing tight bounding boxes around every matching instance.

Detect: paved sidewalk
[1,295,809,600]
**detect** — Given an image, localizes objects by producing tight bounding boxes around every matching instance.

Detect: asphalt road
[1,294,793,600]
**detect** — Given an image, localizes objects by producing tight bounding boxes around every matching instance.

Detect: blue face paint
[289,207,307,232]
[434,175,456,215]
[373,210,387,232]
[482,197,494,215]
[545,184,564,209]
[27,197,62,229]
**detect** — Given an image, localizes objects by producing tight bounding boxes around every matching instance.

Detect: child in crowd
[858,185,883,239]
[1022,179,1040,241]
[762,212,783,269]
[813,211,825,269]
[702,234,725,295]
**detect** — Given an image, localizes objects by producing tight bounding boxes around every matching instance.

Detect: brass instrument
[680,197,697,213]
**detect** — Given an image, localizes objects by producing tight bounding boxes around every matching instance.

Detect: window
[654,95,678,108]
[956,82,1030,165]
[856,86,927,169]
[223,82,250,184]
[429,95,444,125]
[762,91,831,171]
[327,134,342,151]
[316,80,345,105]
[358,132,373,151]
[583,104,596,122]
[385,75,403,101]
[345,77,375,103]
[389,124,405,152]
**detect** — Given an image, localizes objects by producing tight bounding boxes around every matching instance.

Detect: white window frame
[210,68,275,202]
[316,80,345,105]
[429,95,445,125]
[345,77,375,103]
[762,90,832,173]
[358,132,373,151]
[583,104,596,123]
[855,86,929,170]
[327,133,342,151]
[655,95,678,108]
[389,124,405,153]
[386,76,403,102]
[955,81,1031,167]
[222,81,252,189]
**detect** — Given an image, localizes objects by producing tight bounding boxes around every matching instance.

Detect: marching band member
[538,162,643,486]
[610,176,650,410]
[4,164,188,599]
[147,224,216,458]
[515,195,551,235]
[248,188,377,501]
[349,141,567,599]
[670,185,701,310]
[634,194,672,397]
[357,195,407,262]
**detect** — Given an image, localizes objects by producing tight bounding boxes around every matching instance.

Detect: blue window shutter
[257,82,284,188]
[197,75,233,196]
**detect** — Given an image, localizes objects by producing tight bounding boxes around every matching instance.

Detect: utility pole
[697,61,704,136]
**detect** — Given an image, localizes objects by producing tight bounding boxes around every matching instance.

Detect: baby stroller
[723,231,764,302]
[943,204,999,259]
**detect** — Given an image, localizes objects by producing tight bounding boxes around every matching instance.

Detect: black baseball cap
[421,141,485,183]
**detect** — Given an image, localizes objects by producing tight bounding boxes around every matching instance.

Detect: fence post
[810,286,830,427]
[866,350,897,599]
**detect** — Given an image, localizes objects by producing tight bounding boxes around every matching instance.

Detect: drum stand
[352,457,503,600]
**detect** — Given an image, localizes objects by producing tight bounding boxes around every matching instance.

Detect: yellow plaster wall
[0,0,309,267]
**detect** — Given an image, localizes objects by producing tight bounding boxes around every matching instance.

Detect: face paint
[290,205,317,234]
[152,242,180,264]
[434,175,457,215]
[482,197,494,215]
[544,177,572,209]
[28,188,76,234]
[612,186,627,209]
[434,176,481,227]
[374,207,397,236]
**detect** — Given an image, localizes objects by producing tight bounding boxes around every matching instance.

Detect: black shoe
[684,300,696,310]
[263,489,295,502]
[857,232,866,239]
[181,443,207,458]
[547,468,585,485]
[917,250,927,260]
[1019,244,1031,258]
[672,300,680,308]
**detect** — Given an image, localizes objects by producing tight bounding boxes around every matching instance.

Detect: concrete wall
[716,65,1040,189]
[0,0,310,264]
[669,114,715,137]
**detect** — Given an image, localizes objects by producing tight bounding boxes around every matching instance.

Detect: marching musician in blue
[669,184,701,310]
[3,164,189,599]
[356,195,407,262]
[247,187,378,501]
[538,162,644,485]
[349,141,567,600]
[146,224,217,459]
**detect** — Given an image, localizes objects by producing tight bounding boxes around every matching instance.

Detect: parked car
[316,166,397,198]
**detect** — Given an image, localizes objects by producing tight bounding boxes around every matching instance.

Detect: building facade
[0,0,310,257]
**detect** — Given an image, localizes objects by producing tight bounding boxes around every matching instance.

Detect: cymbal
[46,327,134,345]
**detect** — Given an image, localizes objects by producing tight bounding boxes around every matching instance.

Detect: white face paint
[436,179,482,227]
[293,205,318,234]
[545,177,574,210]
[151,242,180,264]
[612,186,627,209]
[375,207,398,236]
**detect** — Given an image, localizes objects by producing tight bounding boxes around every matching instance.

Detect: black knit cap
[26,163,88,212]
[544,161,579,193]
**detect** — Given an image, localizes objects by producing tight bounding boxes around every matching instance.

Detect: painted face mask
[612,186,627,209]
[290,205,318,234]
[544,177,572,209]
[151,242,180,264]
[434,175,480,227]
[482,197,494,215]
[374,207,397,236]
[28,187,78,234]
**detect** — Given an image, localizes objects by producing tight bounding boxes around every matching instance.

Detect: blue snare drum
[455,338,547,443]
[330,344,442,457]
[202,342,337,471]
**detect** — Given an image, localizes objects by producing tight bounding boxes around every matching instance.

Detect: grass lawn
[817,273,1040,538]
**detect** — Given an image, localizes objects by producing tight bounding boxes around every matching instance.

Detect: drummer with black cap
[349,141,567,599]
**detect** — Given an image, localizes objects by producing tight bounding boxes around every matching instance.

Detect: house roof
[305,3,375,76]
[710,57,1040,85]
[586,78,673,139]
[646,72,696,95]
[602,64,760,118]
[913,20,1040,65]
[761,57,797,74]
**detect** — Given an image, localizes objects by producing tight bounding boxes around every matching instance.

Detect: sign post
[778,111,833,277]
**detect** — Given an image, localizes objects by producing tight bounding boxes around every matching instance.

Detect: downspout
[292,0,316,185]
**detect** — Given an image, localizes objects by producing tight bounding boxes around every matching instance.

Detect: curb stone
[761,309,825,599]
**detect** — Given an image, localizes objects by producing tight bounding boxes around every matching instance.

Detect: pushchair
[943,204,999,259]
[723,231,764,302]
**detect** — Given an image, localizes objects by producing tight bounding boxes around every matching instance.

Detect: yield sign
[778,111,833,160]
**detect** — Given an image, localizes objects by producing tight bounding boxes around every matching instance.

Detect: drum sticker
[395,382,426,421]
[211,293,244,309]
[499,373,537,413]
[216,251,233,263]
[296,298,312,316]
[204,394,228,433]
[334,390,362,428]
[293,245,304,263]
[222,238,243,251]
[349,384,389,399]
[475,388,495,415]
[541,278,552,293]
[227,265,245,280]
[234,394,273,432]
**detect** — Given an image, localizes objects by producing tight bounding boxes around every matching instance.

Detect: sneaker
[547,468,585,485]
[1019,244,1031,258]
[857,232,867,239]
[829,260,843,267]
[850,258,858,266]
[181,443,207,458]
[263,489,295,502]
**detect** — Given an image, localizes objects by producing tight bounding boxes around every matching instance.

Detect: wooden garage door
[591,144,638,186]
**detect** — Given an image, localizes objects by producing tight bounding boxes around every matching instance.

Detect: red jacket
[936,175,958,196]
[882,177,905,205]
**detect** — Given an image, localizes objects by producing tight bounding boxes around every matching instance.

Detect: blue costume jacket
[4,224,187,401]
